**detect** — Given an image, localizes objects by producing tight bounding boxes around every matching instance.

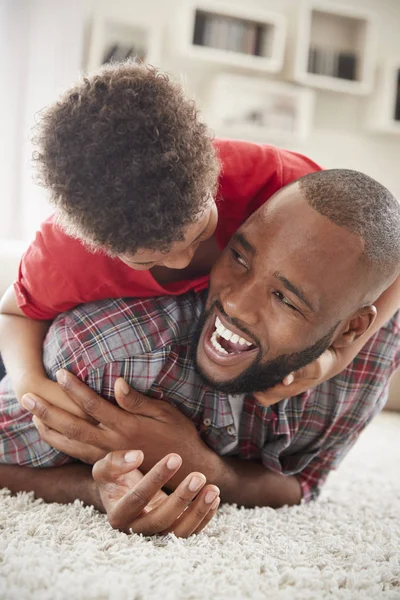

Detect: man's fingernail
[205,490,219,504]
[21,395,36,410]
[188,475,205,492]
[120,379,130,395]
[124,450,141,463]
[166,455,181,470]
[211,497,220,511]
[284,374,294,385]
[56,370,67,384]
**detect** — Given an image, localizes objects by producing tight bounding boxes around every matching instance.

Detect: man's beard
[191,303,338,395]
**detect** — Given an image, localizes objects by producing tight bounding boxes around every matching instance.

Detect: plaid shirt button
[227,425,236,436]
[203,418,212,427]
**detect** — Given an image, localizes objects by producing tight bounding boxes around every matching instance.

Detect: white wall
[0,0,85,241]
[1,0,400,242]
[85,0,400,196]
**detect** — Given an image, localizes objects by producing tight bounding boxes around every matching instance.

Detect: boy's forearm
[0,463,102,510]
[0,314,50,395]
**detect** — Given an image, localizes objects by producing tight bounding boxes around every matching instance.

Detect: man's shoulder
[44,292,205,371]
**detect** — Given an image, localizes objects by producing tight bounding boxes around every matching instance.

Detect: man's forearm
[203,454,302,508]
[0,463,103,510]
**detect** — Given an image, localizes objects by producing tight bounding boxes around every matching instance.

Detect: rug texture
[1,412,399,600]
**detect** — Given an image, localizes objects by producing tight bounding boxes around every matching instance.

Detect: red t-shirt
[14,139,321,320]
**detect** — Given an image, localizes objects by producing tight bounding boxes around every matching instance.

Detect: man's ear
[332,305,377,349]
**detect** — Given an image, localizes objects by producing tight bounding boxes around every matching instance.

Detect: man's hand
[94,450,220,537]
[254,348,338,406]
[21,369,219,486]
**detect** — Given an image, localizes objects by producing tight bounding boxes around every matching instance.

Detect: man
[1,170,399,532]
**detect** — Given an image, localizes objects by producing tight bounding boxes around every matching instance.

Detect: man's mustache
[208,298,262,350]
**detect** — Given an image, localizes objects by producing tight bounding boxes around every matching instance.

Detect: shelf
[176,2,286,73]
[367,61,400,135]
[287,1,376,95]
[203,74,314,143]
[86,12,161,72]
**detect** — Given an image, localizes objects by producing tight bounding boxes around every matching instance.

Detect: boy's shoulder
[44,292,205,372]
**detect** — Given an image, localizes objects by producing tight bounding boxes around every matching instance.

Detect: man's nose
[220,279,260,326]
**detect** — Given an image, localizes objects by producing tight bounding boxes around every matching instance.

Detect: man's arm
[0,451,220,537]
[22,373,302,508]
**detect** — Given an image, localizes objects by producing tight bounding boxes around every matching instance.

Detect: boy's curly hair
[33,62,220,254]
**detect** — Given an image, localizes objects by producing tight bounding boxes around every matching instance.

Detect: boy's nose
[162,248,194,270]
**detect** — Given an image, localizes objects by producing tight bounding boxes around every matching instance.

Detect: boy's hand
[254,347,338,407]
[94,450,220,537]
[18,376,90,420]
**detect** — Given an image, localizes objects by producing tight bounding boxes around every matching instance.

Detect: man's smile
[200,309,259,368]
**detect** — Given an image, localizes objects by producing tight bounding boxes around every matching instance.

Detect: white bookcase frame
[203,74,314,144]
[175,2,286,74]
[367,61,400,135]
[288,1,376,95]
[86,10,161,72]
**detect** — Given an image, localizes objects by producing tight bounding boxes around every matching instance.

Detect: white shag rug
[1,412,399,600]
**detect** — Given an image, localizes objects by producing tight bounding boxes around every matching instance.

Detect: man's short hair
[298,169,400,293]
[33,61,219,255]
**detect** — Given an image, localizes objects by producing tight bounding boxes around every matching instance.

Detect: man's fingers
[114,378,164,417]
[32,416,105,464]
[22,393,110,449]
[56,370,124,430]
[192,495,220,535]
[128,469,210,536]
[162,484,220,538]
[106,453,183,532]
[92,449,144,484]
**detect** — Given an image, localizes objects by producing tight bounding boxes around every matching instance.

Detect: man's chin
[193,357,280,395]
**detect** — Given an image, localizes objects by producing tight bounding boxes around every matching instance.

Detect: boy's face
[118,200,218,271]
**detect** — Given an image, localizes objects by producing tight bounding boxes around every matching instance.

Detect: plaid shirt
[0,292,399,501]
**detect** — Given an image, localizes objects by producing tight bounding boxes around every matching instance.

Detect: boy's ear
[332,305,377,349]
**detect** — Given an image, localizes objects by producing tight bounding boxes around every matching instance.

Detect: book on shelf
[307,46,357,81]
[192,10,269,57]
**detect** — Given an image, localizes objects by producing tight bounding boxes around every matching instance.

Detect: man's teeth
[215,316,252,347]
[210,331,229,355]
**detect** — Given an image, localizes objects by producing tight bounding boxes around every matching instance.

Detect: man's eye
[274,291,297,311]
[230,248,248,268]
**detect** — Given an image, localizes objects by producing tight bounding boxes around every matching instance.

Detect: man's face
[195,183,365,395]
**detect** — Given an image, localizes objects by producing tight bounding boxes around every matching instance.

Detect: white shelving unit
[287,1,376,95]
[86,10,161,72]
[203,74,314,144]
[367,61,400,135]
[174,2,286,73]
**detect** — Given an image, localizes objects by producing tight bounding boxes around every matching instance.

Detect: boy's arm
[0,285,85,417]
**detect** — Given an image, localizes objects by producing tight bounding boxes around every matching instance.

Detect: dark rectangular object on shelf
[193,10,207,45]
[337,52,357,81]
[395,69,400,121]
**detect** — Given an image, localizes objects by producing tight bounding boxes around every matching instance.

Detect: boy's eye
[273,291,298,312]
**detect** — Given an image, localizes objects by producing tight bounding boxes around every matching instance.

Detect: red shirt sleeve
[14,216,210,320]
[213,139,322,246]
[14,216,167,320]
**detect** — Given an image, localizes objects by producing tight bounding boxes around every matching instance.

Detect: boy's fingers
[162,484,220,538]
